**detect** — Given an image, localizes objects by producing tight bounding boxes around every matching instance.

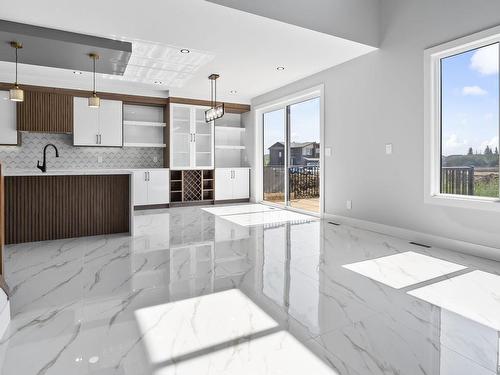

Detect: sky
[263,97,320,153]
[441,43,499,156]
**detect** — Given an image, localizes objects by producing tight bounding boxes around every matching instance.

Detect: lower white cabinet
[215,168,250,201]
[0,91,18,145]
[133,169,170,206]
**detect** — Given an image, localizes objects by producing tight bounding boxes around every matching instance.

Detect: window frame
[424,26,500,212]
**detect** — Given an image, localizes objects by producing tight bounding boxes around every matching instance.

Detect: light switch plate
[97,155,103,163]
[153,156,158,163]
[346,200,352,210]
[325,147,332,157]
[385,144,393,155]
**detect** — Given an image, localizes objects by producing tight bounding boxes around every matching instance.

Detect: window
[425,27,500,210]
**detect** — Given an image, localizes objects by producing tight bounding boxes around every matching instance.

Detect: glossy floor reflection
[1,204,500,374]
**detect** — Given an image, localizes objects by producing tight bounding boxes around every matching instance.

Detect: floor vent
[328,222,341,226]
[409,241,431,248]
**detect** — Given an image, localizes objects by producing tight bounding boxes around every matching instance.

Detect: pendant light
[9,42,24,102]
[88,53,100,108]
[205,74,224,123]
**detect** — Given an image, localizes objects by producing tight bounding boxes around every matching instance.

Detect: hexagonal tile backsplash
[0,133,163,170]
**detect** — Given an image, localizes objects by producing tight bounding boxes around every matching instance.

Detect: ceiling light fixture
[205,74,224,123]
[276,66,285,71]
[73,71,83,75]
[9,41,24,102]
[230,90,237,94]
[180,49,190,54]
[88,53,100,108]
[154,80,163,85]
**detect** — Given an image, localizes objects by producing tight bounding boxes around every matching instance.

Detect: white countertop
[4,168,169,176]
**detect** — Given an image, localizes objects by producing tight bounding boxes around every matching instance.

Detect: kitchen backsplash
[0,133,163,170]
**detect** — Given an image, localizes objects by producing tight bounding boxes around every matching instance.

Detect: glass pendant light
[9,42,24,102]
[88,53,100,108]
[205,74,224,123]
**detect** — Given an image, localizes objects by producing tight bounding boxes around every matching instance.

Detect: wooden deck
[264,195,320,213]
[290,198,320,213]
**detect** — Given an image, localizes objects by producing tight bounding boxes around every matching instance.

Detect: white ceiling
[0,0,376,103]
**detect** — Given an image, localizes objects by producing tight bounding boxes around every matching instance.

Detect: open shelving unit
[214,113,247,167]
[123,104,166,148]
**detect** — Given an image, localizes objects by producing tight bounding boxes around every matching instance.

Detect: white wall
[206,0,381,47]
[251,0,500,250]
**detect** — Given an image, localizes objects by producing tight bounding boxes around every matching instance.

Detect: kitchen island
[3,169,168,244]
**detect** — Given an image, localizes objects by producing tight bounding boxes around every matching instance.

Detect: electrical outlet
[346,200,352,210]
[325,147,332,157]
[385,143,393,155]
[153,156,158,163]
[97,155,103,163]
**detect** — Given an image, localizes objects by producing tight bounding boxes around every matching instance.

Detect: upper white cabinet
[133,169,170,206]
[0,91,18,145]
[215,168,250,201]
[170,104,214,170]
[73,97,123,146]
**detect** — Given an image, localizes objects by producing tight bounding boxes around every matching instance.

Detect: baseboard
[323,213,500,262]
[134,203,170,210]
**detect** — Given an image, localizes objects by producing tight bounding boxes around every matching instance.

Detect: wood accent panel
[169,97,250,114]
[0,164,8,297]
[0,83,250,113]
[17,91,73,133]
[5,175,129,244]
[164,99,170,168]
[0,82,168,106]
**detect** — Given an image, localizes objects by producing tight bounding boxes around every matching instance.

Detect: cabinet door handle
[148,172,150,181]
[193,133,196,142]
[99,134,102,144]
[145,171,148,181]
[96,134,99,144]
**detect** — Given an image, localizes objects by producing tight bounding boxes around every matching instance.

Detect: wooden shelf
[215,126,245,131]
[215,145,246,150]
[123,120,166,127]
[124,142,166,148]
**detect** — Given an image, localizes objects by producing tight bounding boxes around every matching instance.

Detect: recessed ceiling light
[230,90,237,94]
[73,71,83,75]
[276,66,285,71]
[154,80,163,85]
[180,49,190,54]
[88,356,99,364]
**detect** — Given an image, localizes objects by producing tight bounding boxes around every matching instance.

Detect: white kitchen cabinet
[99,100,123,146]
[133,169,170,206]
[73,97,123,146]
[148,170,170,204]
[0,91,18,145]
[215,168,250,201]
[170,104,214,170]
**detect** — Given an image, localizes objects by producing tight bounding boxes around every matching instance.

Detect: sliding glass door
[263,109,286,205]
[262,97,321,213]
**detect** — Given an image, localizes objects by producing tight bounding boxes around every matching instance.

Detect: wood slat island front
[4,174,130,244]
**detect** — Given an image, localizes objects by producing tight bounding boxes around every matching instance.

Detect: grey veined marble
[1,204,500,375]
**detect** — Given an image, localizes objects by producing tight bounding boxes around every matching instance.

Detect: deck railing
[441,166,474,195]
[263,165,320,199]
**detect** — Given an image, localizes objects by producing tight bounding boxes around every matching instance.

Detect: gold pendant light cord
[15,46,18,86]
[93,55,96,95]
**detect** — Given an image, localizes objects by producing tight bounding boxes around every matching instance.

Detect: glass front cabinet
[170,104,214,170]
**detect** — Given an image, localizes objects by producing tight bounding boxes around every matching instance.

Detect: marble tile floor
[0,203,499,374]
